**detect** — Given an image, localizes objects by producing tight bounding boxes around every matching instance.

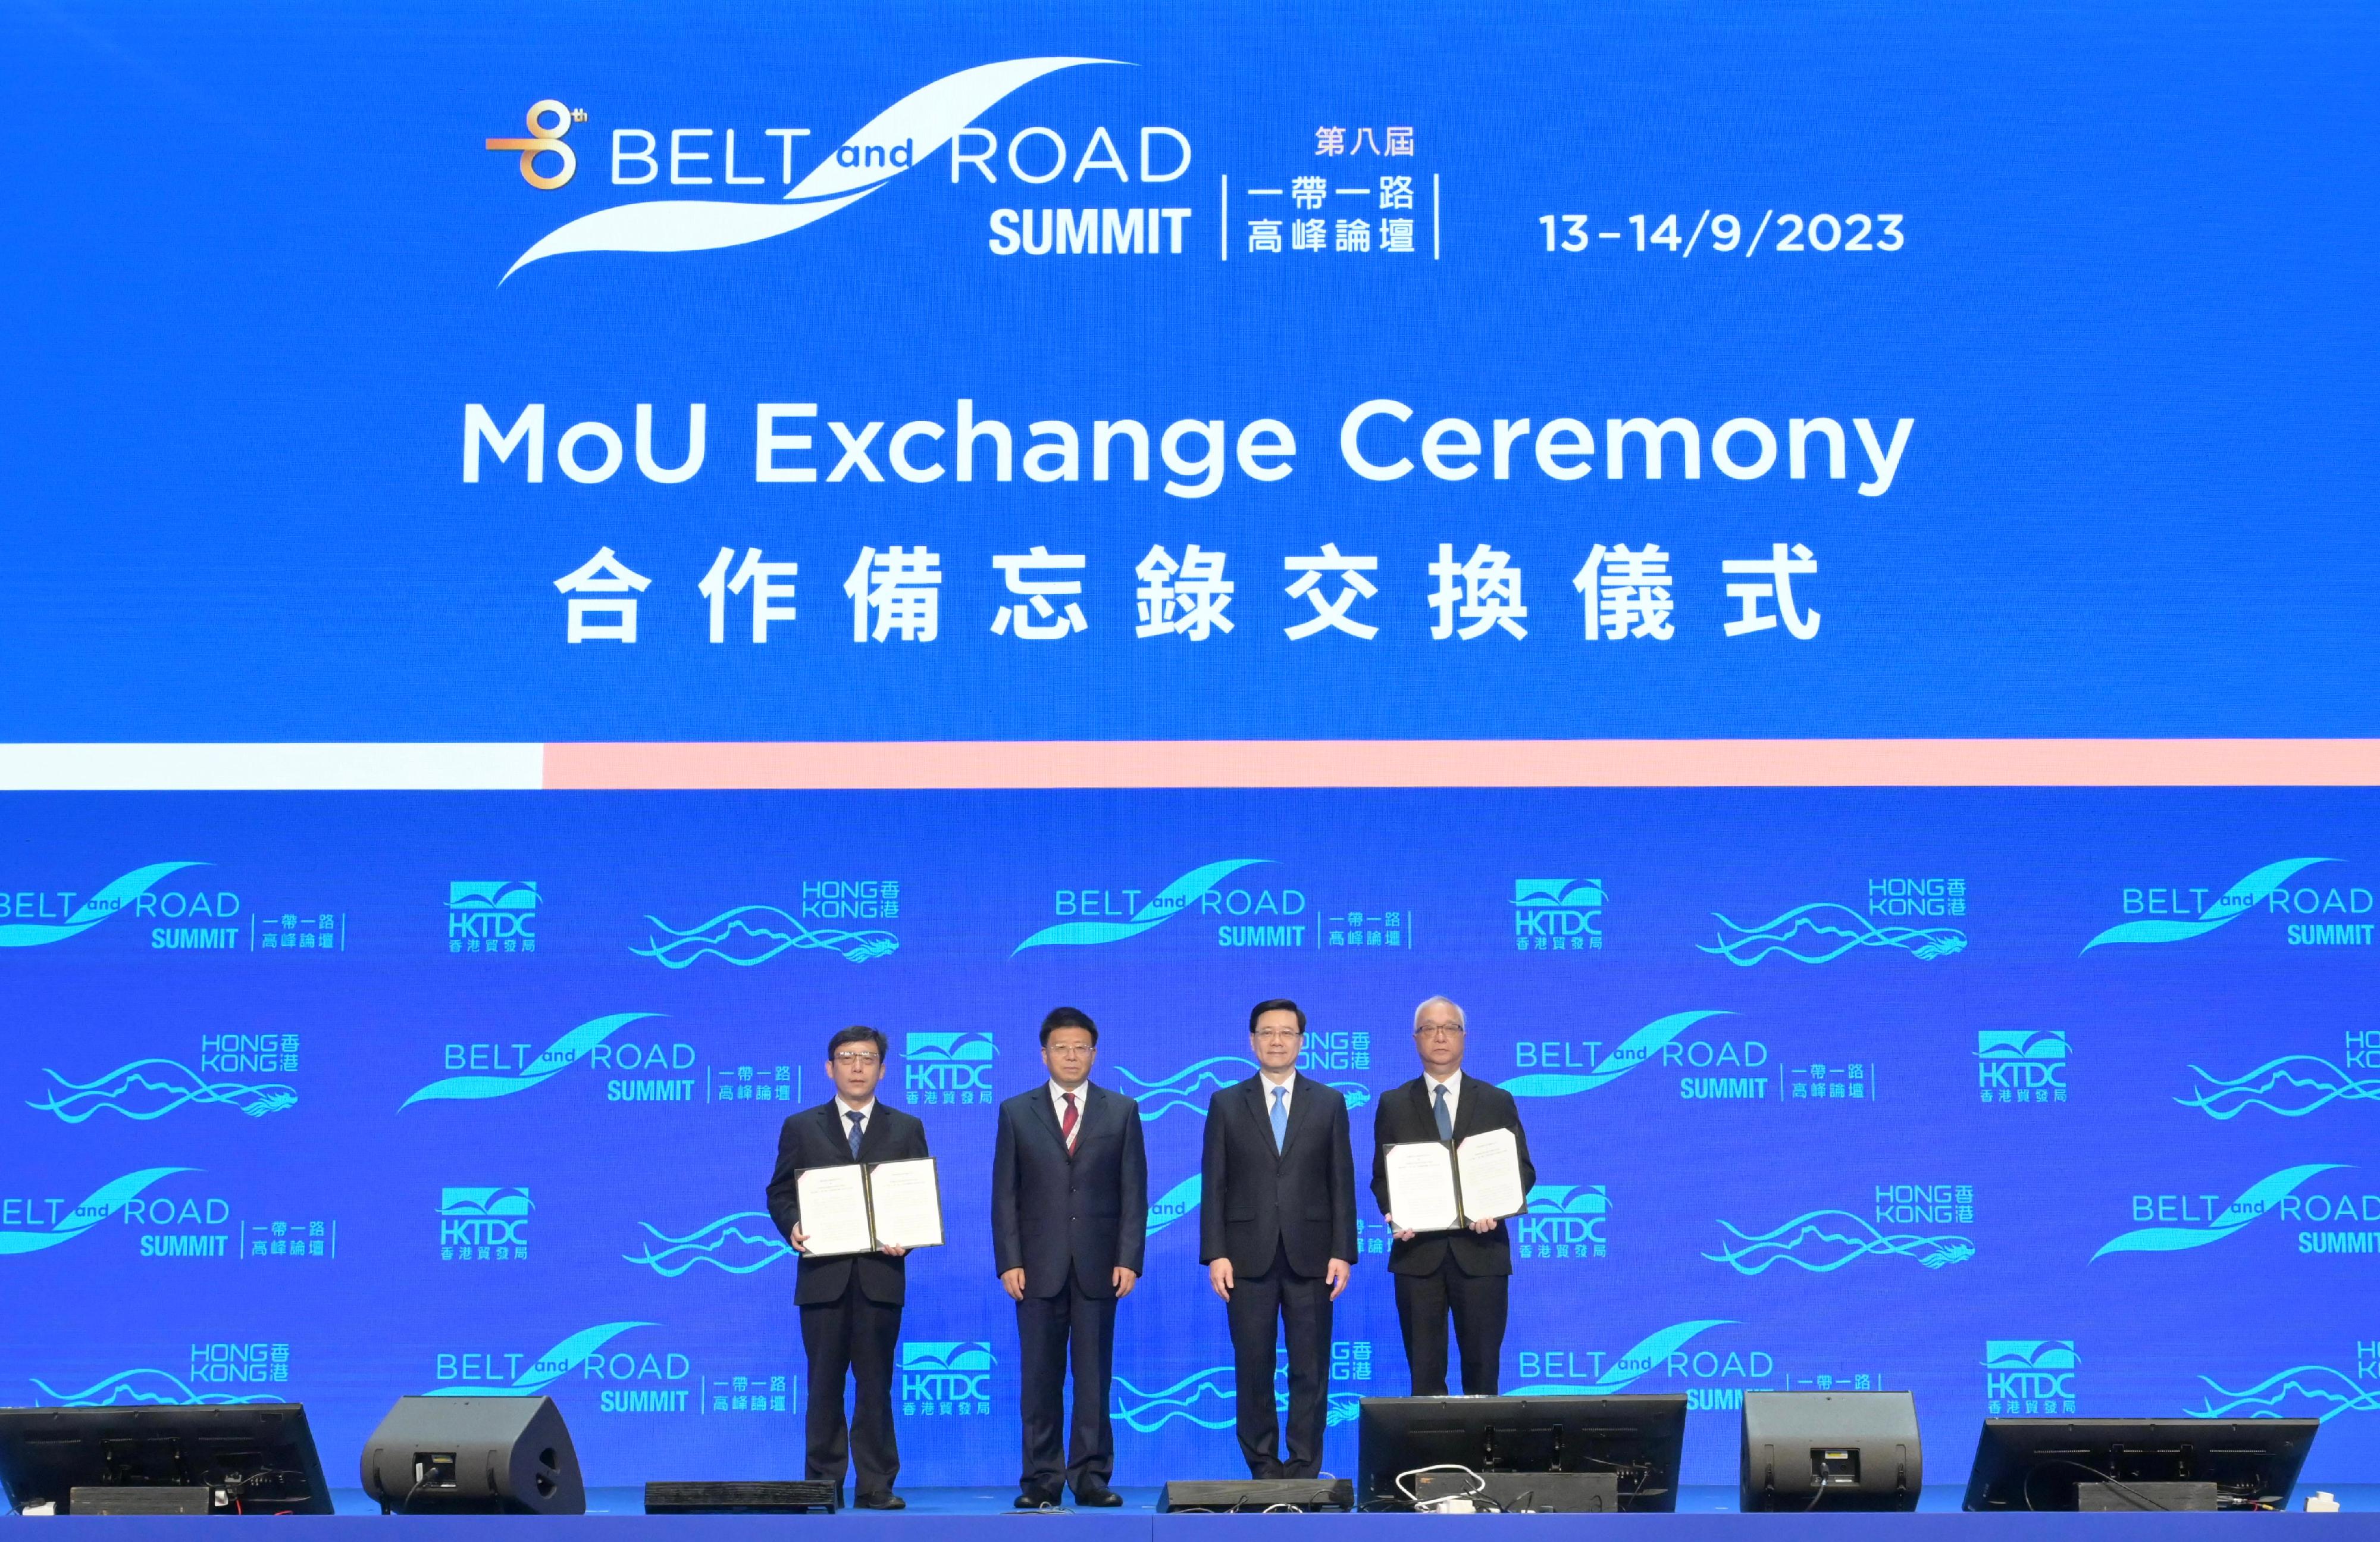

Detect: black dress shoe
[1015,1491,1061,1509]
[1073,1487,1123,1507]
[854,1494,904,1510]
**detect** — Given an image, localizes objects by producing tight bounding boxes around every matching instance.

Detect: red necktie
[1061,1091,1079,1153]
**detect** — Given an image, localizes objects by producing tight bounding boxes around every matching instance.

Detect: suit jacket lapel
[855,1104,893,1163]
[819,1101,857,1161]
[1030,1083,1067,1153]
[1451,1075,1488,1141]
[1278,1074,1318,1159]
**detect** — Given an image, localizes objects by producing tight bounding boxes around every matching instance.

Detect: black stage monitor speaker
[0,1402,333,1515]
[1962,1418,2319,1512]
[1158,1478,1352,1512]
[645,1480,841,1513]
[1357,1394,1687,1512]
[359,1395,584,1515]
[1740,1390,1921,1512]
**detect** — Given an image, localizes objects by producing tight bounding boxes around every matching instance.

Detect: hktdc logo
[1984,1341,2077,1416]
[448,881,540,955]
[440,1187,533,1262]
[904,1032,994,1107]
[1513,879,1602,954]
[1977,1031,2068,1105]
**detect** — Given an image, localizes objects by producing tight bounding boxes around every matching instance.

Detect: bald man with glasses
[1370,995,1536,1397]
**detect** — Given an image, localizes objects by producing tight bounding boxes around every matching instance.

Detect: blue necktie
[1433,1083,1453,1140]
[1271,1085,1289,1151]
[847,1109,865,1158]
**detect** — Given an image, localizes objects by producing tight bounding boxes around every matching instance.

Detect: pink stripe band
[542,740,2380,790]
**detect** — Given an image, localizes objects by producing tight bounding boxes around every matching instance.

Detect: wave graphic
[2190,1365,2380,1422]
[901,1342,995,1375]
[504,58,1117,279]
[1702,903,1965,966]
[30,1059,295,1122]
[1014,860,1270,953]
[2177,1056,2380,1119]
[632,905,896,967]
[2083,858,2334,951]
[425,1322,653,1396]
[30,1369,280,1407]
[1977,1030,2068,1062]
[1984,1341,2078,1372]
[402,1012,659,1106]
[909,1032,995,1064]
[1526,1184,1607,1217]
[1502,1011,1733,1098]
[1113,1053,1370,1119]
[1507,1319,1735,1396]
[1111,1366,1361,1432]
[1705,1211,1975,1274]
[2091,1162,2347,1260]
[442,1187,534,1218]
[1146,1174,1202,1236]
[0,1168,195,1256]
[0,862,206,948]
[625,1211,793,1277]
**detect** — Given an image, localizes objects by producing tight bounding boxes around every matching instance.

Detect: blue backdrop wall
[3,0,2377,1496]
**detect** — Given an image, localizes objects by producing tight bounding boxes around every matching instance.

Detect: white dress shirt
[1258,1068,1297,1119]
[1423,1068,1464,1130]
[835,1096,878,1146]
[1048,1080,1091,1136]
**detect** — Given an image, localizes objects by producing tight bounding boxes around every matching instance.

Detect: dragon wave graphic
[2082,858,2334,951]
[2177,1056,2380,1120]
[0,862,206,948]
[1014,859,1270,953]
[30,1369,279,1407]
[1112,1053,1369,1120]
[504,58,1119,279]
[30,1059,295,1122]
[1701,902,1966,966]
[402,1012,659,1106]
[1705,1210,1975,1274]
[1502,1011,1734,1099]
[2091,1163,2347,1260]
[2188,1364,2380,1423]
[625,1211,794,1277]
[1111,1365,1360,1432]
[632,905,895,967]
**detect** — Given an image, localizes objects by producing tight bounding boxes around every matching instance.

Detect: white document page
[866,1158,945,1249]
[1454,1128,1526,1222]
[1384,1141,1463,1233]
[794,1165,875,1258]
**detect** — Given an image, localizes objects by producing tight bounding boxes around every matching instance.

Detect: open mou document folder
[793,1157,946,1256]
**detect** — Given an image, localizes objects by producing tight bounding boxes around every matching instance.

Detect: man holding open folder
[1370,995,1536,1397]
[765,1024,931,1510]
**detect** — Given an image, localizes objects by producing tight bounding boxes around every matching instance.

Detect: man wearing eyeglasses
[1370,995,1536,1397]
[764,1024,931,1511]
[1200,998,1356,1479]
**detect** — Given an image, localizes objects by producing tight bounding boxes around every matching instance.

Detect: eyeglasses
[831,1052,882,1066]
[1252,1029,1303,1042]
[1414,1024,1465,1039]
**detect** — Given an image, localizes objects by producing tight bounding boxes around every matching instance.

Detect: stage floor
[286,1483,2380,1516]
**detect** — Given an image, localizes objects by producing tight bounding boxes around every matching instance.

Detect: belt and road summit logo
[1505,1010,1765,1102]
[1510,1319,1808,1410]
[2188,1341,2380,1424]
[904,1030,993,1106]
[2084,858,2370,951]
[440,1187,533,1263]
[403,1012,700,1107]
[632,883,899,968]
[1018,859,1302,953]
[2093,1163,2378,1260]
[899,1343,995,1418]
[429,1322,775,1416]
[1701,878,1968,967]
[449,881,540,955]
[1976,1030,2067,1107]
[30,1035,300,1122]
[2178,1030,2379,1119]
[0,862,242,951]
[1706,1184,1976,1275]
[1513,880,1602,953]
[483,59,1197,280]
[30,1344,296,1407]
[624,1210,793,1277]
[1515,1183,1606,1262]
[1984,1341,2077,1417]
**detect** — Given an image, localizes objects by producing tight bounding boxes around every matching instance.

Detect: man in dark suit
[764,1024,931,1510]
[1201,998,1357,1478]
[991,1006,1148,1508]
[1370,994,1536,1397]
